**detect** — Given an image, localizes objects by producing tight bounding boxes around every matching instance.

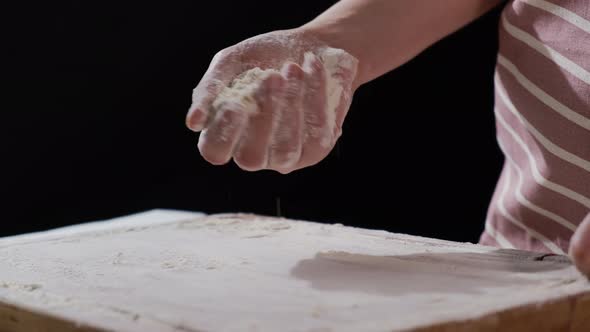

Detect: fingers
[298,53,331,168]
[186,50,240,132]
[192,49,356,173]
[233,73,284,171]
[570,213,590,277]
[186,79,223,132]
[268,62,305,173]
[198,105,248,166]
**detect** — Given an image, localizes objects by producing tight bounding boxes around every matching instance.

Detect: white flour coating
[317,47,355,147]
[1,211,588,332]
[212,68,279,115]
[212,47,357,148]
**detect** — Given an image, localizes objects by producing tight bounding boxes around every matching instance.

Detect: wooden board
[1,210,589,332]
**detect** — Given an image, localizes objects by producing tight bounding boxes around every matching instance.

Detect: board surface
[1,210,589,332]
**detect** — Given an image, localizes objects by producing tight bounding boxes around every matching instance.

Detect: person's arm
[186,0,505,173]
[301,0,505,89]
[570,214,590,277]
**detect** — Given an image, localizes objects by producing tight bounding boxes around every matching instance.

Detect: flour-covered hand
[186,29,358,174]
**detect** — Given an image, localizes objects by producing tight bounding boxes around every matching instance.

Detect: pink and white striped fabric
[480,0,590,254]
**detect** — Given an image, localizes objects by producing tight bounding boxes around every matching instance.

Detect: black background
[4,2,505,242]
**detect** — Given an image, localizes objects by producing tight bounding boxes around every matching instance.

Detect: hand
[186,29,358,174]
[570,213,590,277]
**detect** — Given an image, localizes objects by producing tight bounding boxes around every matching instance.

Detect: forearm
[300,0,505,88]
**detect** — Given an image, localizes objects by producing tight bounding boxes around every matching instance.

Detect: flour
[1,211,588,332]
[211,47,357,148]
[317,47,354,147]
[212,67,279,115]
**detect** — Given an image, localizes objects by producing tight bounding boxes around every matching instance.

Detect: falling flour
[212,47,357,148]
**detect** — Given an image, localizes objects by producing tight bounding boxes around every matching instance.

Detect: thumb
[186,50,240,132]
[569,212,590,277]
